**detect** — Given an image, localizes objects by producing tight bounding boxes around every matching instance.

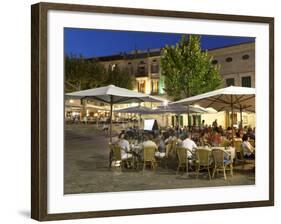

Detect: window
[137,80,146,93]
[137,61,146,75]
[226,78,235,87]
[225,57,233,62]
[151,63,159,73]
[212,59,218,65]
[151,80,159,94]
[127,62,133,75]
[137,66,146,75]
[242,54,250,60]
[241,76,251,87]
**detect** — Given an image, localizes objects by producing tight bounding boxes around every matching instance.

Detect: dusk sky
[64,28,255,58]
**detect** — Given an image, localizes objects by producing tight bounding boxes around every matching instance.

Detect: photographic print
[31,2,274,221]
[64,29,256,194]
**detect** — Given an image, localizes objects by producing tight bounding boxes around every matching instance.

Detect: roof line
[86,40,255,61]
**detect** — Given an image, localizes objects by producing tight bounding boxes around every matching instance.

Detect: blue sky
[64,28,255,58]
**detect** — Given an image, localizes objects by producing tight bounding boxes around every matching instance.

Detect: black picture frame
[31,2,274,221]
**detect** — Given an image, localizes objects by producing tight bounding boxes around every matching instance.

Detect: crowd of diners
[112,119,255,165]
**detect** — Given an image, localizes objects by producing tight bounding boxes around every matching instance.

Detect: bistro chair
[234,139,245,166]
[155,145,170,169]
[169,139,178,155]
[195,148,212,180]
[249,139,255,148]
[110,144,133,170]
[176,147,188,174]
[143,146,157,171]
[212,148,233,180]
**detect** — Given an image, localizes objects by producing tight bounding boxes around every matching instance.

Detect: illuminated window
[137,80,146,93]
[151,80,159,94]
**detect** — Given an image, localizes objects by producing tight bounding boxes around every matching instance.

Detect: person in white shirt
[182,133,197,159]
[242,134,255,159]
[118,133,132,160]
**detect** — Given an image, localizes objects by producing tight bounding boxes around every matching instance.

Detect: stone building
[66,41,255,128]
[95,41,255,95]
[90,42,255,128]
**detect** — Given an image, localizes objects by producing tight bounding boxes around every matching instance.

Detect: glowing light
[69,99,74,104]
[163,100,168,106]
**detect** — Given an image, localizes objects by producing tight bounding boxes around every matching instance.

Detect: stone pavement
[64,124,255,194]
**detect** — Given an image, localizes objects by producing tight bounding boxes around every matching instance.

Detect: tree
[160,35,222,100]
[65,54,135,92]
[64,54,106,92]
[104,66,135,90]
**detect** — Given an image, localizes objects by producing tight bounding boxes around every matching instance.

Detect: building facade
[95,42,255,96]
[67,42,255,128]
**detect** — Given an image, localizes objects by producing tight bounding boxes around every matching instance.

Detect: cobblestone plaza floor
[64,124,255,194]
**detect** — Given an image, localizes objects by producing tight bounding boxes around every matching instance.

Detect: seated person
[242,134,255,159]
[142,134,161,158]
[247,127,255,140]
[212,131,222,146]
[157,135,166,153]
[182,132,197,159]
[118,133,133,160]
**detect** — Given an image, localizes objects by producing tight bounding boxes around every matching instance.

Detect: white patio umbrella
[172,86,255,138]
[114,105,153,114]
[114,105,154,128]
[66,85,161,142]
[153,103,214,127]
[154,104,209,114]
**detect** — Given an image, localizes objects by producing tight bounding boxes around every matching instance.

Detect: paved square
[64,124,255,194]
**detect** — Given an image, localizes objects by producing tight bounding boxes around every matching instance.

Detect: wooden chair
[195,148,212,180]
[233,139,245,166]
[110,144,133,170]
[176,147,188,174]
[249,139,255,148]
[167,139,178,155]
[155,145,170,169]
[143,146,157,171]
[109,144,122,169]
[212,148,233,180]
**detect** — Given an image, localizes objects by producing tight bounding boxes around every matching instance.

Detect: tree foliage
[64,54,134,92]
[106,66,134,90]
[160,35,222,100]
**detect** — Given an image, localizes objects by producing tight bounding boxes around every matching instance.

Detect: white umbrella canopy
[154,104,210,114]
[66,85,163,142]
[172,86,255,139]
[172,86,255,112]
[114,105,153,114]
[66,84,159,104]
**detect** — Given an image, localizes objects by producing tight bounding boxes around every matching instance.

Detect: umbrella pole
[187,105,190,131]
[231,95,234,143]
[240,105,243,129]
[139,113,141,128]
[109,96,113,143]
